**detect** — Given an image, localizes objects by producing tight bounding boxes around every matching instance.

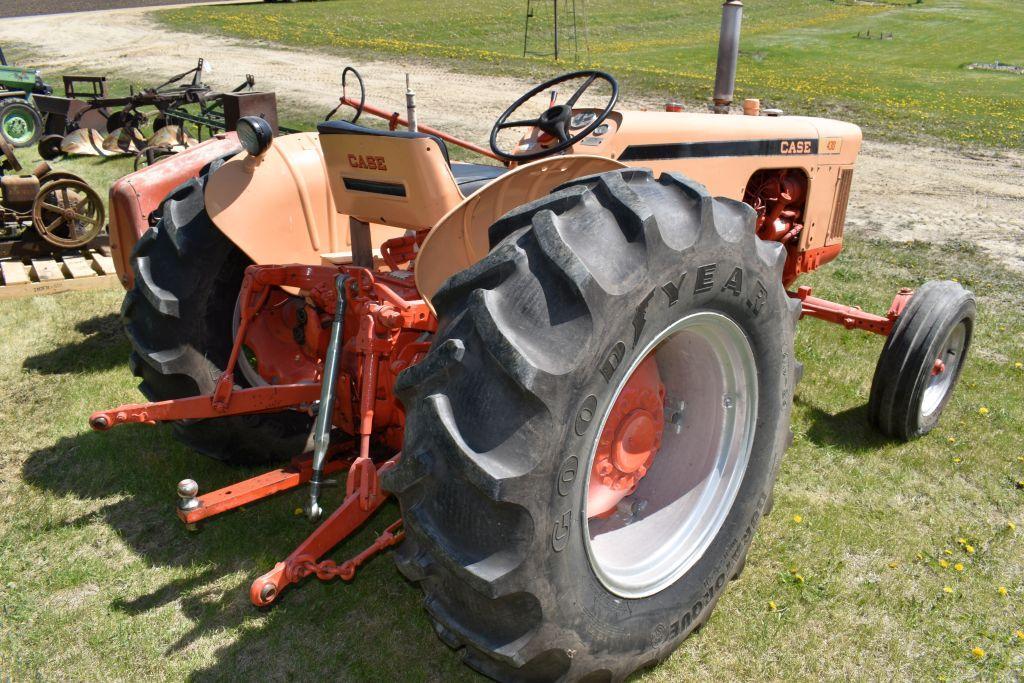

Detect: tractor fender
[204,131,405,270]
[414,154,627,305]
[108,132,242,289]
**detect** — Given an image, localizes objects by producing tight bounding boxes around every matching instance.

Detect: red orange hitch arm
[250,455,400,606]
[790,285,913,336]
[88,383,322,431]
[174,449,355,526]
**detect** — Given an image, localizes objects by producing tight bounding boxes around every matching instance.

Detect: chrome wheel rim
[583,311,758,599]
[920,321,967,418]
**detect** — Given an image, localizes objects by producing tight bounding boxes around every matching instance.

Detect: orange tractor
[89,3,975,679]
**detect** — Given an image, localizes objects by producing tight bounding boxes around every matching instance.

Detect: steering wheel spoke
[489,70,618,163]
[565,73,598,107]
[498,118,541,130]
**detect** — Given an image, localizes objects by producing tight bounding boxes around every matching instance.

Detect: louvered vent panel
[827,168,854,244]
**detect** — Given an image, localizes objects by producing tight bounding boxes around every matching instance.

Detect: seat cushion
[450,162,508,196]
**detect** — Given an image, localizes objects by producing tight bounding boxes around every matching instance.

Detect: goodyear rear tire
[385,169,799,681]
[122,161,312,465]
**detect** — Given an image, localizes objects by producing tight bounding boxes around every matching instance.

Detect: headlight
[236,116,274,157]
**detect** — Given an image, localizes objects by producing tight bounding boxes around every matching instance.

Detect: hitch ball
[177,479,201,512]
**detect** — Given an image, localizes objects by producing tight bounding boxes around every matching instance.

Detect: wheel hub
[588,356,665,517]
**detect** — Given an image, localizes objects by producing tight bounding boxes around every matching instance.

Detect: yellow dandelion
[1009,521,1017,531]
[1017,480,1024,489]
[943,585,953,594]
[768,600,777,611]
[1016,629,1024,640]
[965,545,975,554]
[972,646,985,659]
[978,406,989,415]
[793,514,803,524]
[794,574,805,584]
[939,559,950,568]
[953,457,962,464]
[1015,362,1023,369]
[955,563,965,572]
[947,436,956,443]
[998,586,1008,596]
[944,549,953,555]
[957,538,967,545]
[888,561,899,569]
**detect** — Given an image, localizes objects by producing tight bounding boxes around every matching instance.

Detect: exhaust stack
[713,0,743,114]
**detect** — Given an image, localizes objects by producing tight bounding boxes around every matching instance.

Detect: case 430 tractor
[89,4,975,680]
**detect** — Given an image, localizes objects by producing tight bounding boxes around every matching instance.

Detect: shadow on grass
[798,398,893,452]
[23,313,127,374]
[22,426,474,681]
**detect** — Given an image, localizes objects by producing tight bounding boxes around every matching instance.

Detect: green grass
[156,0,1024,149]
[0,237,1021,680]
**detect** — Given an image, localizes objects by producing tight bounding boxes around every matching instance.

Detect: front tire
[122,162,312,465]
[385,169,799,681]
[868,280,975,440]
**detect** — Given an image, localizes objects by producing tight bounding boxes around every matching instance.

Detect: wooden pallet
[0,248,120,300]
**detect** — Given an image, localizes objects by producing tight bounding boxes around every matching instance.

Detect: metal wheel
[583,311,759,598]
[920,321,967,419]
[0,100,43,148]
[32,178,105,249]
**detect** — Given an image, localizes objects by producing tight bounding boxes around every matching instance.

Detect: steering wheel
[325,66,365,124]
[489,70,618,162]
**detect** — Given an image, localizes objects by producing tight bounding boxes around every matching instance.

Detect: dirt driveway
[3,5,1022,272]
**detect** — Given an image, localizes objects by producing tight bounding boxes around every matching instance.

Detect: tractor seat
[317,120,507,195]
[318,119,509,230]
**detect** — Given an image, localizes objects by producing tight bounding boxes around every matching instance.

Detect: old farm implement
[35,60,279,168]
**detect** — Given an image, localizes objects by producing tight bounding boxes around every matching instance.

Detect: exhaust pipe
[713,0,743,114]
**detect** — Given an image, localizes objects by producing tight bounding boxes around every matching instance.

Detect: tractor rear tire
[868,280,975,440]
[385,169,799,681]
[122,162,312,465]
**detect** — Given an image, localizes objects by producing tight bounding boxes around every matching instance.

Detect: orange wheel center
[613,410,658,473]
[587,355,666,518]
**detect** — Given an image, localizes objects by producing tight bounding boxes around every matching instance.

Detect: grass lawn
[0,235,1021,680]
[0,3,1021,678]
[157,0,1024,150]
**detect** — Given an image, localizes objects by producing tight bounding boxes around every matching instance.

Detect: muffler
[713,0,744,114]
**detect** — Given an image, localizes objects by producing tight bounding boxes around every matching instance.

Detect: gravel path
[2,5,1022,272]
[0,0,234,19]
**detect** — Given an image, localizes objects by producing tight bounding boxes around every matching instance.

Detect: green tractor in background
[0,47,52,149]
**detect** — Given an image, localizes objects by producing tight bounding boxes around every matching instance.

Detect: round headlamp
[236,116,274,157]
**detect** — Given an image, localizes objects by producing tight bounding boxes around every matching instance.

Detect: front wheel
[0,100,43,148]
[385,168,800,681]
[868,280,975,440]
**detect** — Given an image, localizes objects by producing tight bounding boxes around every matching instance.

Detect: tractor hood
[572,110,861,196]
